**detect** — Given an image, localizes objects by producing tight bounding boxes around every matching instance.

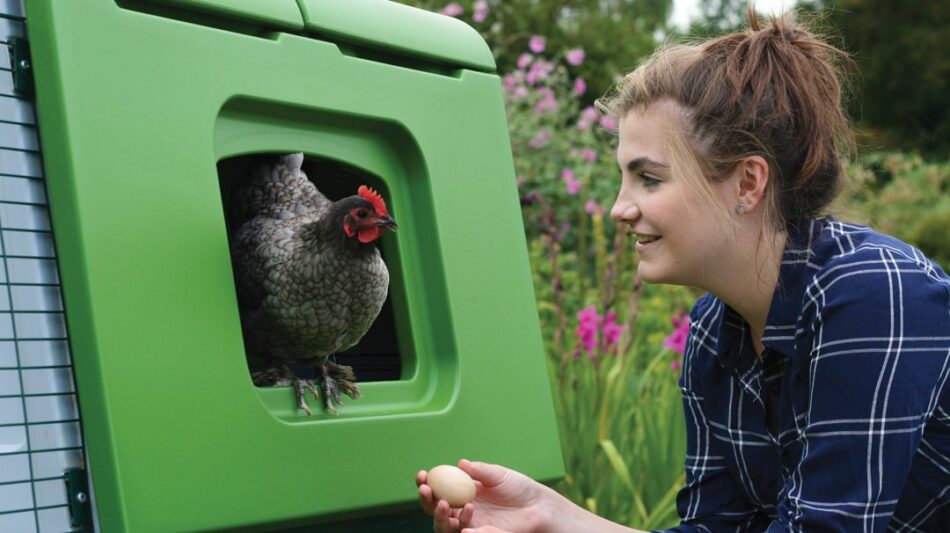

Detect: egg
[427,464,476,508]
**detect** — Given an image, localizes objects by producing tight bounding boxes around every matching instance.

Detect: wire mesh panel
[0,2,89,531]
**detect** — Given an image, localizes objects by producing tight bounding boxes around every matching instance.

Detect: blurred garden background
[400,0,948,528]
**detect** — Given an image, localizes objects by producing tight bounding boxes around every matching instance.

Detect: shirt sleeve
[662,300,765,532]
[775,248,950,531]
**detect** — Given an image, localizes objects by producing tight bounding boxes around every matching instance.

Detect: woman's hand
[416,459,547,533]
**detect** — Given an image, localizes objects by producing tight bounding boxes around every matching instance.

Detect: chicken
[227,153,396,415]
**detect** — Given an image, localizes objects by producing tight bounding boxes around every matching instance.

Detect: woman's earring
[735,203,748,215]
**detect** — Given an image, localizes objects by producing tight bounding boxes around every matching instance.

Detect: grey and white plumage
[228,153,395,414]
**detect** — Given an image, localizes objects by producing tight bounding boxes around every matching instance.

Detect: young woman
[417,12,950,533]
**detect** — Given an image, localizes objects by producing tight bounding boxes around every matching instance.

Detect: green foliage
[838,152,950,271]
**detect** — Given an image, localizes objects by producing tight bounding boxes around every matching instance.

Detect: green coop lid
[141,0,305,30]
[298,0,496,71]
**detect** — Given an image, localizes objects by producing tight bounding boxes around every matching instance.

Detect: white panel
[0,175,46,203]
[0,452,30,483]
[33,479,67,507]
[22,368,74,395]
[17,340,70,367]
[7,258,59,284]
[3,230,55,258]
[0,396,24,424]
[0,510,37,533]
[0,148,43,178]
[38,506,72,533]
[30,449,82,479]
[14,312,67,339]
[0,481,33,513]
[28,421,82,451]
[0,203,50,230]
[0,367,20,394]
[0,423,26,453]
[0,95,34,124]
[10,285,62,311]
[0,311,13,338]
[0,122,38,150]
[24,394,78,423]
[0,339,15,366]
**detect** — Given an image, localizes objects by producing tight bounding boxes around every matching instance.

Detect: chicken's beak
[376,215,398,231]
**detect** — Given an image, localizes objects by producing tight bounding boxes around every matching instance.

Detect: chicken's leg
[315,359,362,415]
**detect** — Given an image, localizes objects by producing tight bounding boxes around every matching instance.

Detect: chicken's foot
[316,359,362,415]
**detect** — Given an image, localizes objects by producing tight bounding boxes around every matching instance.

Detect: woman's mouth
[632,233,661,250]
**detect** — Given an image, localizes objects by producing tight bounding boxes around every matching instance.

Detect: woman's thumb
[458,459,508,487]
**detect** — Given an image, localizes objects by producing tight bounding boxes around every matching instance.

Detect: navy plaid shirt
[666,218,950,532]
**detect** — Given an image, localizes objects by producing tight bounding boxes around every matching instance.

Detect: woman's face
[610,101,735,288]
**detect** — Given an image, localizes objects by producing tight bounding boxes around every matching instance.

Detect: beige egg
[427,464,476,508]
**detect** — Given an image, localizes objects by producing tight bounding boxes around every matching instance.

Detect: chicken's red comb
[358,185,389,217]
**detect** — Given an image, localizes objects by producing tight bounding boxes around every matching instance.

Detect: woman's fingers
[433,499,463,533]
[459,459,508,488]
[418,482,437,515]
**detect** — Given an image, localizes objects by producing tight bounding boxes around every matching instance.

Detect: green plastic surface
[25,0,562,531]
[142,0,305,30]
[298,0,496,71]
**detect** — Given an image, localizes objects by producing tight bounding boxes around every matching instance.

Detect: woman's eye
[640,172,662,187]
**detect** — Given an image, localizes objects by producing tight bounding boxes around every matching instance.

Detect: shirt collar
[761,219,821,358]
[713,219,821,368]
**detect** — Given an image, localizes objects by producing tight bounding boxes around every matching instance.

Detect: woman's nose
[611,191,639,223]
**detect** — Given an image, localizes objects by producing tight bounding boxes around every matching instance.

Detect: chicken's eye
[356,209,369,219]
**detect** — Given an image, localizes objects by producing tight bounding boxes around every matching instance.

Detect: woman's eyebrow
[626,156,670,171]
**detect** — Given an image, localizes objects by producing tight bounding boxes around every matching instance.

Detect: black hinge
[10,37,33,96]
[64,467,94,531]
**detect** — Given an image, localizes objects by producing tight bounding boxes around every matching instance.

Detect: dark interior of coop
[217,153,402,383]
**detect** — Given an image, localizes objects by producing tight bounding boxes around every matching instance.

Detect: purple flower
[662,313,690,356]
[671,359,682,372]
[440,3,463,17]
[577,106,598,131]
[528,129,551,149]
[580,149,597,162]
[517,53,533,70]
[599,115,618,132]
[572,77,587,97]
[510,86,529,101]
[526,60,553,85]
[473,0,489,22]
[565,48,585,66]
[529,35,546,54]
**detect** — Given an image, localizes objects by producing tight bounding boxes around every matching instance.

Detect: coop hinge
[64,467,94,531]
[10,37,34,96]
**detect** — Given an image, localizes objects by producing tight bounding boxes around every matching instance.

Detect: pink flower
[534,88,559,115]
[602,311,624,354]
[561,168,580,195]
[671,359,682,372]
[662,312,690,356]
[599,115,618,132]
[528,129,551,149]
[577,106,598,131]
[526,60,553,85]
[575,306,603,357]
[572,77,586,97]
[502,74,517,93]
[473,0,489,22]
[579,149,597,162]
[440,3,463,17]
[529,35,546,54]
[584,200,604,216]
[565,48,585,66]
[510,86,529,101]
[517,53,533,70]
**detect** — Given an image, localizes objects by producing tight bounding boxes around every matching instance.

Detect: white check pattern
[663,218,950,532]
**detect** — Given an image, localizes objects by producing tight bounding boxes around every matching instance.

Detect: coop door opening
[218,153,402,385]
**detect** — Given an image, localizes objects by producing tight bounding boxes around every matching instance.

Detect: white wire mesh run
[0,2,88,532]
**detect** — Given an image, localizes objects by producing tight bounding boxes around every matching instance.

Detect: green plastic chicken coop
[0,0,565,531]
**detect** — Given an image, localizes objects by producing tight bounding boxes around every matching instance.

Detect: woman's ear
[734,155,769,212]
